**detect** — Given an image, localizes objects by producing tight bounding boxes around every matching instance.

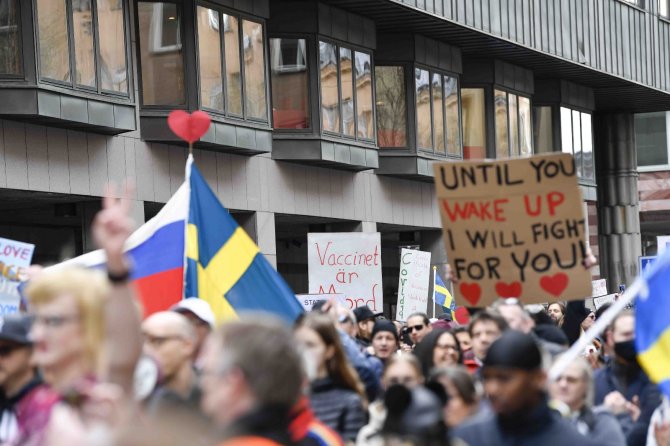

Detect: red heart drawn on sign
[495,281,522,298]
[167,110,212,143]
[459,283,482,306]
[540,273,569,297]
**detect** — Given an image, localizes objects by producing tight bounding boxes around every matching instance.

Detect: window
[660,0,669,17]
[0,0,21,75]
[193,7,267,120]
[138,2,184,105]
[318,40,374,142]
[635,112,669,168]
[494,89,532,158]
[36,0,128,94]
[415,68,461,156]
[560,107,595,182]
[375,66,406,147]
[461,88,486,159]
[533,106,554,153]
[270,38,309,129]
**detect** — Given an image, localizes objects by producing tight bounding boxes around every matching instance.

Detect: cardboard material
[307,233,383,312]
[433,153,592,307]
[0,237,34,315]
[395,249,432,321]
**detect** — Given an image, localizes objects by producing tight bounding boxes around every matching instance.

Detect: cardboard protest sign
[0,237,35,315]
[395,249,431,321]
[433,153,592,307]
[296,293,346,312]
[308,233,383,312]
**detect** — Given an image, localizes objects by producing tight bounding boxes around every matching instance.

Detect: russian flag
[53,185,188,316]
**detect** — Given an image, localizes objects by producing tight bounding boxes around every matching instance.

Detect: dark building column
[420,229,447,317]
[594,113,641,292]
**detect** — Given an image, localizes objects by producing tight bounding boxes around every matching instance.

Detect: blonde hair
[27,267,109,372]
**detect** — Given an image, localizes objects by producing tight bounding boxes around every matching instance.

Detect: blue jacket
[338,329,382,401]
[593,362,661,446]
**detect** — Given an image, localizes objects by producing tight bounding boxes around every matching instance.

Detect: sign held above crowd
[433,153,592,307]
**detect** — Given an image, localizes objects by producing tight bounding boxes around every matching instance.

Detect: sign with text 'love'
[433,153,592,307]
[395,249,431,322]
[0,237,34,315]
[308,233,383,312]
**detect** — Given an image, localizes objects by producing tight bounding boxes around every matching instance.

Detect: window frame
[558,104,596,185]
[317,36,376,145]
[636,111,670,172]
[269,33,313,133]
[414,63,462,159]
[192,1,270,123]
[660,0,670,18]
[0,0,24,79]
[493,87,533,159]
[34,0,131,98]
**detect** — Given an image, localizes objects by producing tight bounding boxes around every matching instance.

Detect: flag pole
[432,266,437,319]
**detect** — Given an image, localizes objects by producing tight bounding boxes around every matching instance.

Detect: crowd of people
[0,191,668,446]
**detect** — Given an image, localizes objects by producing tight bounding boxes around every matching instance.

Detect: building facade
[0,0,669,314]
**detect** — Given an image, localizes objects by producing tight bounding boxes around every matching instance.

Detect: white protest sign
[593,293,617,310]
[295,293,346,312]
[307,233,383,312]
[658,236,670,254]
[0,237,35,315]
[395,249,432,322]
[591,279,607,297]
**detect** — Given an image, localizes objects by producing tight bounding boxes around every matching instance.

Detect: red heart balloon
[459,282,482,306]
[540,273,569,297]
[167,110,212,143]
[454,307,471,325]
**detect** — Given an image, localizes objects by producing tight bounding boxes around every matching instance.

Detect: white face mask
[300,349,320,382]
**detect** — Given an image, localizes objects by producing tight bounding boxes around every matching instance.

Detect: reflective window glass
[581,113,594,181]
[72,0,96,87]
[461,88,486,159]
[533,106,554,153]
[375,66,406,147]
[445,76,460,156]
[494,89,509,158]
[416,68,432,150]
[340,47,354,136]
[0,0,21,75]
[224,14,242,115]
[138,2,185,105]
[320,41,339,133]
[98,0,127,92]
[197,7,223,111]
[519,96,532,156]
[509,94,519,156]
[242,20,267,120]
[560,107,573,154]
[573,110,583,178]
[635,112,669,167]
[270,38,309,129]
[37,0,70,82]
[432,73,445,154]
[355,52,373,140]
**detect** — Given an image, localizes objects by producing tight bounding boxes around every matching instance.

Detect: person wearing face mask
[593,310,662,446]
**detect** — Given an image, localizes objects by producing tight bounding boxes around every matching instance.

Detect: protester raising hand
[92,183,135,275]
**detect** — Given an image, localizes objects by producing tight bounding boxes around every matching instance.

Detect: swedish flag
[184,159,303,323]
[434,267,456,319]
[635,248,670,397]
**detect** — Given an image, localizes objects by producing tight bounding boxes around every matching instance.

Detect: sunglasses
[408,324,425,333]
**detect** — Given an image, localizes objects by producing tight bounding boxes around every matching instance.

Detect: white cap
[170,298,215,329]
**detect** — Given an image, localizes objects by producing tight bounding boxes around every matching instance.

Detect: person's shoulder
[452,412,497,444]
[549,417,604,446]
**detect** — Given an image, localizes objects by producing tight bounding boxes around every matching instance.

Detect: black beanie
[483,330,542,371]
[372,320,399,343]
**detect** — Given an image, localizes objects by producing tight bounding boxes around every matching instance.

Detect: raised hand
[92,183,135,275]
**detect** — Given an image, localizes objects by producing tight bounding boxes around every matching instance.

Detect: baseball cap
[170,298,215,329]
[353,305,382,322]
[0,314,33,345]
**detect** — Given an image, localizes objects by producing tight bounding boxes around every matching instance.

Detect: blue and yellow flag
[184,159,303,323]
[434,267,456,319]
[635,248,670,398]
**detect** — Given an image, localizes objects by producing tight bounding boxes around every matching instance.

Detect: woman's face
[435,375,474,428]
[548,304,564,322]
[432,332,460,368]
[382,361,422,390]
[294,326,331,381]
[372,332,398,360]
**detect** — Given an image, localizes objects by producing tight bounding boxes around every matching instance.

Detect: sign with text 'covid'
[307,233,383,312]
[433,153,592,307]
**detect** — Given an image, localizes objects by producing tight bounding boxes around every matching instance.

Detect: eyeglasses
[435,343,458,351]
[0,344,23,358]
[408,324,425,333]
[32,314,80,329]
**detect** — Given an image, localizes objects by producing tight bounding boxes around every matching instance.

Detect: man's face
[547,304,563,322]
[199,337,234,425]
[177,310,211,354]
[30,294,86,371]
[371,332,397,360]
[550,362,587,412]
[482,367,544,415]
[497,305,531,334]
[407,316,431,344]
[471,320,502,361]
[455,331,472,352]
[358,319,374,340]
[610,314,635,345]
[142,318,193,379]
[0,341,32,390]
